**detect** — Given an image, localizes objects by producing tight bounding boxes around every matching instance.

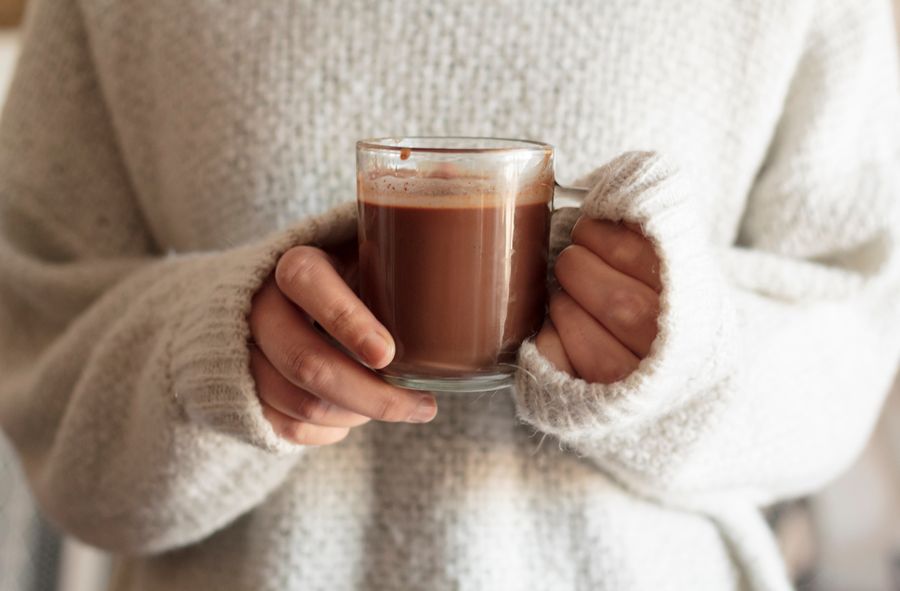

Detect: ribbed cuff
[514,152,736,440]
[169,202,358,452]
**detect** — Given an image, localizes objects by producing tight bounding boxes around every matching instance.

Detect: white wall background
[808,7,900,590]
[812,383,900,591]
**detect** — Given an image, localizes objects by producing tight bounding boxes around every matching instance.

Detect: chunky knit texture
[1,1,899,590]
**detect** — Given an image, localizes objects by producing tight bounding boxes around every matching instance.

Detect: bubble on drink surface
[359,170,553,209]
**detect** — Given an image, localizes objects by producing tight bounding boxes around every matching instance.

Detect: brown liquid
[358,199,550,377]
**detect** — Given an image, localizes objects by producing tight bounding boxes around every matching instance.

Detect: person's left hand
[535,215,662,384]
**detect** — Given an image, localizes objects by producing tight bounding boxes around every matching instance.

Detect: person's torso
[85,1,814,588]
[113,395,741,591]
[81,0,813,252]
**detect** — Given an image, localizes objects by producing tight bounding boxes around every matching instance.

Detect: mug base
[380,371,513,393]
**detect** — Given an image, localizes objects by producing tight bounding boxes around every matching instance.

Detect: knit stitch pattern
[1,0,899,590]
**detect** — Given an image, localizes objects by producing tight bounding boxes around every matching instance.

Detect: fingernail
[408,396,437,423]
[360,332,390,367]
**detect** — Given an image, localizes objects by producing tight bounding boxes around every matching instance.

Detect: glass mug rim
[357,136,553,155]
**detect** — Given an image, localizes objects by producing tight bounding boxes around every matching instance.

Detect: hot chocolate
[358,175,551,378]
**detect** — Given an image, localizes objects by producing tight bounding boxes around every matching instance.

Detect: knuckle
[553,245,578,280]
[328,301,362,337]
[294,393,327,423]
[608,288,656,330]
[276,246,323,292]
[284,420,314,445]
[571,216,600,248]
[284,346,333,391]
[607,238,642,271]
[570,215,588,240]
[373,391,404,422]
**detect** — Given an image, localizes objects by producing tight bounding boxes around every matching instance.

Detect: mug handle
[553,184,589,210]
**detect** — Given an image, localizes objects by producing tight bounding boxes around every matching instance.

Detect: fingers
[571,217,662,292]
[251,282,437,424]
[260,399,351,446]
[549,291,640,384]
[534,319,577,377]
[251,347,370,428]
[554,244,659,357]
[275,246,394,369]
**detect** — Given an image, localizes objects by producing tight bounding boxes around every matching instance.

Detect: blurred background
[0,1,898,590]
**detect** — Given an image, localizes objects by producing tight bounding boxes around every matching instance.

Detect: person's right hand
[248,244,437,446]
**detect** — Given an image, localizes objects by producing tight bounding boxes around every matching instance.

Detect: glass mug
[356,137,586,393]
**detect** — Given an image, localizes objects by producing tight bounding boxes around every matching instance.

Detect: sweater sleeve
[0,0,357,554]
[513,0,900,505]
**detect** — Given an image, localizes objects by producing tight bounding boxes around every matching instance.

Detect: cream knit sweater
[2,1,899,590]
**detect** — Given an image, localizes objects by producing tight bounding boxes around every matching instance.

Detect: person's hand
[248,242,437,446]
[535,216,661,384]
